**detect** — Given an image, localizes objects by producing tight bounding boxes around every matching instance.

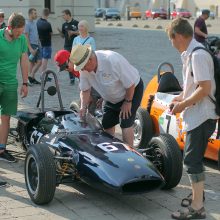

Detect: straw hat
[70,44,92,71]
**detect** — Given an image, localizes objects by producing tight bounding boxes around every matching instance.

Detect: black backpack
[191,47,220,116]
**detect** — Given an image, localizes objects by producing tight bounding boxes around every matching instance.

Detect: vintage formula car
[13,70,182,205]
[134,61,220,169]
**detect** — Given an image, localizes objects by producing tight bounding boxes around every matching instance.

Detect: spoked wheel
[144,134,183,189]
[25,144,56,205]
[133,108,154,149]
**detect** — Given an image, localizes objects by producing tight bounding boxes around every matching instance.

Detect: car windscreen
[59,113,102,132]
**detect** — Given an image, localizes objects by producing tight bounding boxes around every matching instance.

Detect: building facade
[0,0,95,32]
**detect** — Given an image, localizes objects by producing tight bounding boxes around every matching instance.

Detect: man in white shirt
[167,18,218,219]
[69,45,143,147]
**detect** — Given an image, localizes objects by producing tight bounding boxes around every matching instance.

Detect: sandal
[171,206,206,220]
[181,192,205,207]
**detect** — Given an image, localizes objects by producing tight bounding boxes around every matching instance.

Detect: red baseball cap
[54,50,70,71]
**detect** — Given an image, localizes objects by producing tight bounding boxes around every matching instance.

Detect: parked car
[95,8,106,18]
[145,8,167,19]
[104,8,121,20]
[171,8,192,19]
[196,9,215,19]
[129,7,142,19]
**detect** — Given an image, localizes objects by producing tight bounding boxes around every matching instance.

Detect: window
[44,0,54,13]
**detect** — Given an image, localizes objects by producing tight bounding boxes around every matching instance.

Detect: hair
[8,13,25,28]
[166,17,193,39]
[42,8,50,17]
[28,8,36,15]
[62,9,71,16]
[78,20,89,33]
[202,9,210,16]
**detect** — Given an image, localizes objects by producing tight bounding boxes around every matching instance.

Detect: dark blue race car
[14,70,182,205]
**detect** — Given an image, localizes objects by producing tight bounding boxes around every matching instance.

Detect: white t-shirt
[181,39,218,131]
[79,50,140,104]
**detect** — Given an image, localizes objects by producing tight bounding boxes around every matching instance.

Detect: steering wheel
[157,62,175,83]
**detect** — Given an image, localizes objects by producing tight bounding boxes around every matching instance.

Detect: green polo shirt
[0,28,28,84]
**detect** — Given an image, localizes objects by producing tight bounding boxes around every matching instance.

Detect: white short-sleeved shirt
[79,50,140,104]
[181,39,218,131]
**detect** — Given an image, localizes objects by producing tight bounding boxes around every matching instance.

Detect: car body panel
[171,8,192,19]
[145,8,167,19]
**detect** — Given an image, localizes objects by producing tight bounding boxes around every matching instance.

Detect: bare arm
[25,33,34,54]
[57,27,64,38]
[172,81,211,114]
[172,91,184,102]
[20,53,29,97]
[120,84,135,120]
[195,27,208,38]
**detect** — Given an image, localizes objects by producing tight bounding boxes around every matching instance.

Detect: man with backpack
[167,18,218,219]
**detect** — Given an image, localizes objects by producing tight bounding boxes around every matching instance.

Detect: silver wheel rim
[26,154,39,195]
[133,116,142,148]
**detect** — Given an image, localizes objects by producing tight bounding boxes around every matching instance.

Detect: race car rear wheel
[25,144,56,205]
[146,133,182,189]
[133,108,154,149]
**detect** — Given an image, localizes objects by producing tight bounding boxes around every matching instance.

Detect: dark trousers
[64,46,75,81]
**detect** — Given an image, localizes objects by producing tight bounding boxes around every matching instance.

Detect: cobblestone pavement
[0,27,220,220]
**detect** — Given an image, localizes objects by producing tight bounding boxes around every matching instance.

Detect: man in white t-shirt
[69,45,143,147]
[167,18,218,219]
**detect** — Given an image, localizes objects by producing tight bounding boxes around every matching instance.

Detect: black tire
[69,101,80,112]
[133,108,154,149]
[147,134,183,189]
[25,144,56,205]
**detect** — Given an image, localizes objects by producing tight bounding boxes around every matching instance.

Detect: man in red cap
[54,50,101,114]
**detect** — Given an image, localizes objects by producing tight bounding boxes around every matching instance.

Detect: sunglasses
[0,15,4,18]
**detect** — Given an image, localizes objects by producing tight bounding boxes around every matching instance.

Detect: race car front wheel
[133,108,154,149]
[25,144,56,205]
[146,133,183,189]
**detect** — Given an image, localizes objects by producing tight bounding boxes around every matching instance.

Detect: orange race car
[134,62,220,169]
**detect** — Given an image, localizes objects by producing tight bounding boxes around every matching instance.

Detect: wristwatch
[23,82,28,86]
[124,99,132,103]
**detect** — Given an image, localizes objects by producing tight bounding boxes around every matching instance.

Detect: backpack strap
[190,46,216,104]
[190,47,212,76]
[82,37,90,45]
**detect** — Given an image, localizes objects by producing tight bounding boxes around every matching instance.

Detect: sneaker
[0,150,16,163]
[28,76,34,86]
[0,181,7,188]
[32,78,41,85]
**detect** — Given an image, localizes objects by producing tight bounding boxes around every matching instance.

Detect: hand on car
[79,107,87,121]
[170,101,186,114]
[120,102,132,120]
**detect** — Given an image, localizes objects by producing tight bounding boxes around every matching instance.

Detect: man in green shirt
[0,13,28,162]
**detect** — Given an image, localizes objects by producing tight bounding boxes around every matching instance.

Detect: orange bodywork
[129,11,142,18]
[141,74,220,162]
